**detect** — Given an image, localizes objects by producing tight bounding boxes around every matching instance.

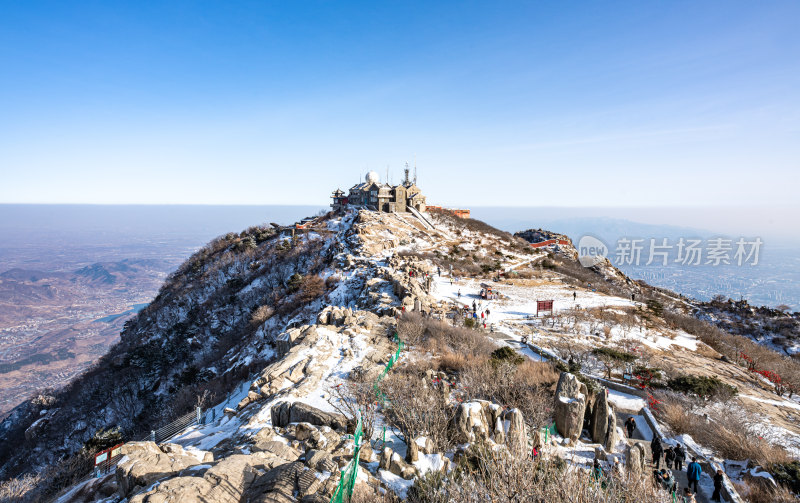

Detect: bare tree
[326,372,378,441]
[379,373,455,451]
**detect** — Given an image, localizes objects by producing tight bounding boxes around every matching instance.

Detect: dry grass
[436,351,485,373]
[459,359,557,429]
[398,312,497,359]
[380,372,456,451]
[0,473,43,503]
[740,478,797,503]
[408,447,673,503]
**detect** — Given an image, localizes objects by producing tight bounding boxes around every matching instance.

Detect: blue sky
[1,1,799,207]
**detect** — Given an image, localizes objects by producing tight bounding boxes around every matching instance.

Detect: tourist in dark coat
[712,469,724,501]
[673,444,686,470]
[651,437,664,469]
[625,417,637,438]
[665,447,676,470]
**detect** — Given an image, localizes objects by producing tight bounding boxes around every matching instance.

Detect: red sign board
[536,300,554,315]
[95,443,123,466]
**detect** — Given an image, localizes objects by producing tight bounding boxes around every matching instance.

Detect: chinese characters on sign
[615,237,762,267]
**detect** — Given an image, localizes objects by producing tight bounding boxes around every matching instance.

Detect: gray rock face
[271,401,348,431]
[305,449,338,474]
[589,388,618,452]
[554,372,587,441]
[251,440,301,462]
[603,410,618,452]
[591,389,610,442]
[248,462,306,503]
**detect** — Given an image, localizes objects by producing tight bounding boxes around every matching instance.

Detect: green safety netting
[330,414,363,503]
[373,333,404,404]
[331,332,404,503]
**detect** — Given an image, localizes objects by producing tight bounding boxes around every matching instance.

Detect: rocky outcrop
[504,408,528,456]
[317,306,355,327]
[304,449,338,473]
[591,388,618,451]
[625,442,647,475]
[116,441,206,497]
[251,440,301,462]
[128,448,302,503]
[453,400,503,444]
[271,401,348,431]
[554,372,587,441]
[247,461,307,503]
[380,447,417,480]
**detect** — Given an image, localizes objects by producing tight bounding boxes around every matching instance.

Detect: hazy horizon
[1,204,797,310]
[3,203,797,245]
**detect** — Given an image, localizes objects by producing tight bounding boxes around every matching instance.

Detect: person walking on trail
[651,437,664,469]
[472,300,477,312]
[457,289,461,298]
[682,487,697,503]
[624,416,637,438]
[437,266,441,276]
[674,444,686,471]
[687,457,702,494]
[665,446,676,470]
[711,469,724,501]
[573,291,576,301]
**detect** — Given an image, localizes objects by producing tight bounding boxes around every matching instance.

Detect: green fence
[330,414,364,503]
[540,421,556,444]
[330,332,404,503]
[374,333,404,404]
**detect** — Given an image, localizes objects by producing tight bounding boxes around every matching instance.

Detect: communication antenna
[414,154,417,184]
[386,165,389,185]
[403,162,410,186]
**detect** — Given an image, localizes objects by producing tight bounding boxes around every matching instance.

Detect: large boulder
[603,410,619,452]
[591,388,618,450]
[453,400,496,444]
[626,442,647,475]
[305,449,338,473]
[406,436,420,462]
[389,451,417,480]
[248,462,306,503]
[553,373,587,441]
[250,440,301,461]
[271,401,348,431]
[504,408,528,457]
[116,441,203,497]
[379,447,394,471]
[129,450,298,502]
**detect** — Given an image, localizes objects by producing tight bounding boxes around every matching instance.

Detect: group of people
[650,435,726,502]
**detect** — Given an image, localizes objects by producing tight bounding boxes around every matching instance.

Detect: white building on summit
[330,164,426,214]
